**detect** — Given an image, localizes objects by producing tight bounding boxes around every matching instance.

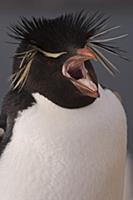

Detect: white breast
[0,86,127,200]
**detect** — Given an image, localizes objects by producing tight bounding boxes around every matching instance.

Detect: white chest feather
[0,86,127,200]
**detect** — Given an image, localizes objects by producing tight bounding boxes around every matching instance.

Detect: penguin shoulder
[0,90,36,156]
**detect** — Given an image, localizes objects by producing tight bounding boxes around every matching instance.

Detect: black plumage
[0,10,127,154]
[9,11,108,52]
[8,10,127,87]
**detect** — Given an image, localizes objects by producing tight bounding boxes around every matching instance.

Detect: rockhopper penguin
[0,11,128,200]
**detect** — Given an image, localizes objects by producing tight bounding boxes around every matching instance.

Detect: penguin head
[10,11,127,108]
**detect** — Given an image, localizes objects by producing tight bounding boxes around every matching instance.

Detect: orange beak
[76,48,96,60]
[62,47,99,98]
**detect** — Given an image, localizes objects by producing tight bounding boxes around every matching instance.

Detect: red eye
[47,60,54,65]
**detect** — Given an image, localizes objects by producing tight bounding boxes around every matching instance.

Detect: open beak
[62,48,99,98]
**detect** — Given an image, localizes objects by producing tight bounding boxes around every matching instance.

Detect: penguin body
[0,12,129,200]
[0,86,127,200]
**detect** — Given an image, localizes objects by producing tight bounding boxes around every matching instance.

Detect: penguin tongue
[77,78,98,93]
[62,58,99,98]
[71,73,99,98]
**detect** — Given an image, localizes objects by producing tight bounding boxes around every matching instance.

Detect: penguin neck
[23,79,97,109]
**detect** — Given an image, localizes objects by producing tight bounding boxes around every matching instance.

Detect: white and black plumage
[0,11,128,200]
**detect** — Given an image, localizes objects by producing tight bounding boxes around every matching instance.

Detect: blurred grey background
[0,1,132,158]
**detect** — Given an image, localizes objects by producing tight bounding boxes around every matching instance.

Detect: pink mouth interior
[62,56,88,80]
[62,56,99,98]
[68,66,84,80]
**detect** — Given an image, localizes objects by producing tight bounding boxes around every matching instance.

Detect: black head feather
[8,11,127,108]
[9,11,109,53]
[9,11,128,75]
